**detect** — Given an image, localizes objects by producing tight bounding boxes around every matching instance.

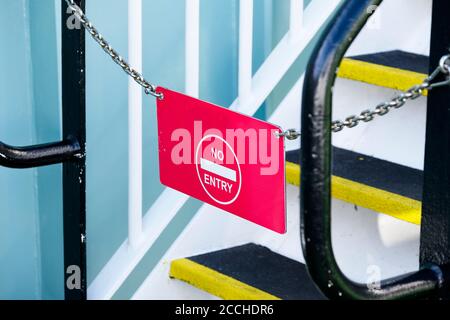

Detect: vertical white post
[289,0,303,42]
[128,0,143,248]
[186,0,200,97]
[239,0,253,105]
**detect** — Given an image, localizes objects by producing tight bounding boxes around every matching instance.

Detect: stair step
[338,50,429,94]
[170,244,325,300]
[286,148,422,225]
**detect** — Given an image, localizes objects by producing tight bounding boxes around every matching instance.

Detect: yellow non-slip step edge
[286,162,421,225]
[170,258,280,300]
[170,244,325,300]
[338,58,428,95]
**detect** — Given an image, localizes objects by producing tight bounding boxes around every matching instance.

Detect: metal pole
[420,0,450,299]
[301,0,449,300]
[62,0,87,300]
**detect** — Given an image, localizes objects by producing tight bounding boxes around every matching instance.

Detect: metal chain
[331,54,450,133]
[65,0,163,99]
[65,0,450,135]
[278,54,450,139]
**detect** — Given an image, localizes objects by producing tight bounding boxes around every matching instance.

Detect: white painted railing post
[289,0,304,42]
[128,0,143,249]
[239,0,254,105]
[186,0,200,97]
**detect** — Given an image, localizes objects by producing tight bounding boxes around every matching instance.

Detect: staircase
[135,47,427,300]
[128,1,450,300]
[170,244,325,300]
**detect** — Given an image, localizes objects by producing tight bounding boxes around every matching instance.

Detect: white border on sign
[195,134,242,205]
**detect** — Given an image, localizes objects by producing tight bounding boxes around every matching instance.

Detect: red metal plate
[156,87,286,234]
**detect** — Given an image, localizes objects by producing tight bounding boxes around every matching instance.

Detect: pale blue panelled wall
[0,0,316,299]
[0,0,62,300]
[0,0,41,300]
[29,0,64,300]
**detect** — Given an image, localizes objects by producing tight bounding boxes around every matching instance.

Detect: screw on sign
[157,88,286,234]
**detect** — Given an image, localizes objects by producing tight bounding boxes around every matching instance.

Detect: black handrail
[301,0,450,299]
[0,138,81,169]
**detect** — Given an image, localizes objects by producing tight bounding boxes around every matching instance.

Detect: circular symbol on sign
[195,135,242,205]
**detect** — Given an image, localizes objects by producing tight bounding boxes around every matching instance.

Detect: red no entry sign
[156,88,286,234]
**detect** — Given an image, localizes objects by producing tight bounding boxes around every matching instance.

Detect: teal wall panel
[28,0,64,300]
[0,0,41,300]
[85,0,130,286]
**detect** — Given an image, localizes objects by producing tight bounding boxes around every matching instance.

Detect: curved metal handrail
[0,137,81,169]
[300,0,449,299]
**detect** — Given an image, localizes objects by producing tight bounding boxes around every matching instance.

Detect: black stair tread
[287,147,423,202]
[349,50,429,74]
[171,244,325,300]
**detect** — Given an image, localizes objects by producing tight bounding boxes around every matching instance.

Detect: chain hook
[439,54,450,74]
[145,86,164,100]
[424,54,450,90]
[276,129,301,140]
[426,55,450,90]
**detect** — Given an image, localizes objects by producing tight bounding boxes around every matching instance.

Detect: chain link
[65,0,163,99]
